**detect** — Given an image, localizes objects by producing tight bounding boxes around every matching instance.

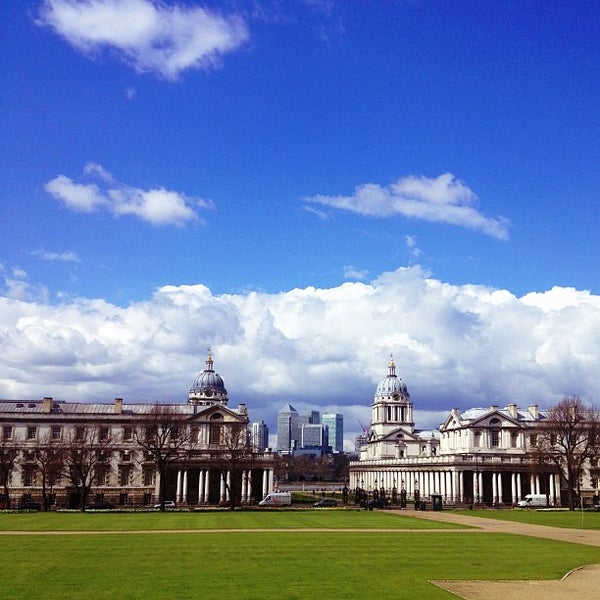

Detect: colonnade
[173,468,274,505]
[350,468,561,506]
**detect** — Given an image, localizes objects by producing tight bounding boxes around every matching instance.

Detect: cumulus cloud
[36,0,249,80]
[1,267,599,448]
[305,173,510,239]
[44,163,213,227]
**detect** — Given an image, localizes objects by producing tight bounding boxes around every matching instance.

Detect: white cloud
[305,173,510,239]
[1,268,49,302]
[37,0,249,80]
[1,267,599,445]
[44,163,213,227]
[343,265,369,281]
[32,250,81,263]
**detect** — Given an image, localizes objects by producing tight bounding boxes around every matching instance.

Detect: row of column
[351,469,560,505]
[174,468,274,505]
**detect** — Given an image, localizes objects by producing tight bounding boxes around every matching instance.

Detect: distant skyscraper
[322,413,343,453]
[251,420,269,452]
[299,411,320,426]
[354,433,368,453]
[277,404,299,452]
[301,423,328,450]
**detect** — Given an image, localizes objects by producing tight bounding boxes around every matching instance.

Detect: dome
[189,351,227,401]
[375,356,410,398]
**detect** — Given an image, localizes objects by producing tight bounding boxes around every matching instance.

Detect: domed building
[188,350,228,406]
[364,356,438,460]
[0,350,277,509]
[349,357,564,508]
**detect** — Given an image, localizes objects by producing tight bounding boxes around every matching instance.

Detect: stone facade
[349,358,599,507]
[0,353,276,509]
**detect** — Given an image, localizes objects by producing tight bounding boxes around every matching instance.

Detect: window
[119,465,132,486]
[100,427,109,441]
[76,427,85,441]
[143,468,154,486]
[473,431,481,448]
[51,426,62,440]
[121,451,131,462]
[24,466,35,487]
[2,426,12,440]
[27,426,37,440]
[511,433,518,448]
[123,426,133,441]
[209,414,224,445]
[530,434,538,447]
[490,429,500,447]
[96,466,109,486]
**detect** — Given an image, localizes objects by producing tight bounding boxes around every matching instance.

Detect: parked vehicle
[313,498,337,508]
[517,494,552,508]
[258,492,292,506]
[17,501,41,510]
[154,501,176,509]
[87,501,116,510]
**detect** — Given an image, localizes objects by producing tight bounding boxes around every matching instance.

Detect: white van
[517,494,552,508]
[258,492,292,506]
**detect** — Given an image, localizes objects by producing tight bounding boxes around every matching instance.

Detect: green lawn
[451,508,600,529]
[1,511,598,599]
[0,509,466,531]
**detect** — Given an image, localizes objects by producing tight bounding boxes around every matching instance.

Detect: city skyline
[1,1,599,450]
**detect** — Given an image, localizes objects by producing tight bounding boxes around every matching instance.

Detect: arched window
[209,413,224,445]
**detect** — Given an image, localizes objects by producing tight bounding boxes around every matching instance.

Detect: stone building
[0,352,276,509]
[349,357,598,507]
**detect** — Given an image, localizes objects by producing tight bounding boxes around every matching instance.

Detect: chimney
[42,397,53,414]
[114,398,123,414]
[528,404,539,420]
[508,404,518,418]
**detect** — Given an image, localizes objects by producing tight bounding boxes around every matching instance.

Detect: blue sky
[1,1,599,448]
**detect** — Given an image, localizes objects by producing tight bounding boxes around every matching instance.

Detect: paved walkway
[400,509,600,599]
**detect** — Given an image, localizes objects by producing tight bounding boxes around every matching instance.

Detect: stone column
[220,473,226,502]
[176,470,182,504]
[182,469,188,505]
[497,472,503,505]
[198,470,205,504]
[511,473,517,505]
[492,472,497,505]
[154,470,161,502]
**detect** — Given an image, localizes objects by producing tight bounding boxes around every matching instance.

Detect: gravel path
[399,509,600,599]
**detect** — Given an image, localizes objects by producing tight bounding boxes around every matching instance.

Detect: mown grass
[1,529,598,599]
[0,509,467,531]
[451,508,600,529]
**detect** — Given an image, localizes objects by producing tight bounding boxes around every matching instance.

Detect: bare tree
[133,404,193,511]
[215,422,251,510]
[63,425,114,511]
[535,396,600,510]
[33,434,66,511]
[0,439,19,509]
